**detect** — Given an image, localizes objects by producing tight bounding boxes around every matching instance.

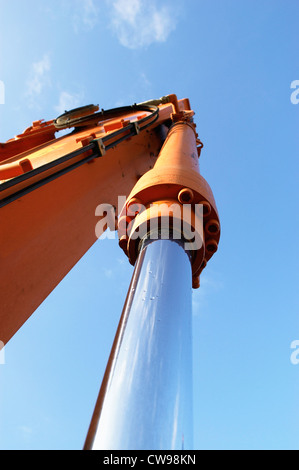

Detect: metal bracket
[93,138,106,156]
[133,122,140,135]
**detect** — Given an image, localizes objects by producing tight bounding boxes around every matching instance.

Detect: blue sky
[0,0,298,450]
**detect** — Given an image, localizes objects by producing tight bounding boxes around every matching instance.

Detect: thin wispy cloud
[104,268,113,279]
[42,1,99,32]
[72,0,99,33]
[139,72,152,93]
[192,272,224,316]
[18,425,33,441]
[108,0,178,49]
[54,90,84,115]
[25,54,51,107]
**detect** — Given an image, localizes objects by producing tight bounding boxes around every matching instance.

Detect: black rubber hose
[53,103,159,131]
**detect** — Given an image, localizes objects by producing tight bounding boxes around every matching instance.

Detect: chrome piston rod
[84,239,193,450]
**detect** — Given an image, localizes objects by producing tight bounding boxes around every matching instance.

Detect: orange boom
[0,94,220,449]
[0,94,219,343]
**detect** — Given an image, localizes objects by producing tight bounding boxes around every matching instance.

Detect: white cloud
[72,0,99,32]
[139,72,151,91]
[54,91,84,115]
[43,1,99,32]
[25,54,51,107]
[104,268,113,279]
[108,0,178,49]
[192,272,224,316]
[18,425,33,441]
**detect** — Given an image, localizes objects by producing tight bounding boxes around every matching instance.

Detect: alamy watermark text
[290,80,299,104]
[95,196,204,252]
[290,340,299,365]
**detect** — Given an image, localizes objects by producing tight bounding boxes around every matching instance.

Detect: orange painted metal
[0,127,161,345]
[118,116,220,288]
[0,95,220,345]
[0,119,57,163]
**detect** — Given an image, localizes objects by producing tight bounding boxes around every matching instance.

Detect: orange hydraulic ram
[0,95,220,346]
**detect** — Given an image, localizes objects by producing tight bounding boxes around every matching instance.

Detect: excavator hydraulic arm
[0,94,220,347]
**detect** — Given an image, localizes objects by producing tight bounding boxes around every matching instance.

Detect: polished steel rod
[84,239,193,450]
